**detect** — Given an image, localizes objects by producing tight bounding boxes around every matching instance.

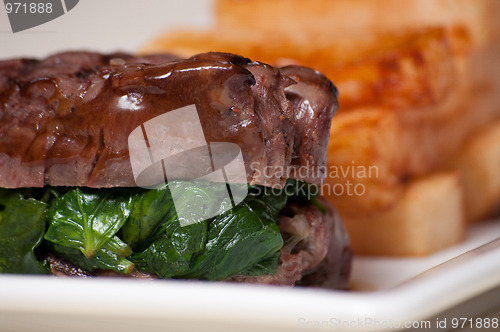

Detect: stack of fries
[142,0,500,256]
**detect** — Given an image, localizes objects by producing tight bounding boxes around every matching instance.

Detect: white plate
[1,1,500,331]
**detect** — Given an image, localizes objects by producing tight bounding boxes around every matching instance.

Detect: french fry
[341,173,465,256]
[324,108,405,216]
[456,122,500,222]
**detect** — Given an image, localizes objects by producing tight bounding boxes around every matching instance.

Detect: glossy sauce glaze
[0,51,338,188]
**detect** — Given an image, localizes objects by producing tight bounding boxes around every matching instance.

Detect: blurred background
[0,0,213,57]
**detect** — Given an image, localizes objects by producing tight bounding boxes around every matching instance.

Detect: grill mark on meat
[89,127,106,184]
[0,51,337,188]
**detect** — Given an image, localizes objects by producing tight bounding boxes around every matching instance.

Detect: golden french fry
[456,121,500,222]
[324,108,405,216]
[340,173,465,256]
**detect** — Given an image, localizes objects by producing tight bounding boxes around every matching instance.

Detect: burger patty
[47,197,352,289]
[0,51,337,189]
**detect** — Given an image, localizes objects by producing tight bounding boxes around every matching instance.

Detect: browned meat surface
[226,198,352,289]
[47,254,155,279]
[46,253,92,277]
[281,66,339,184]
[296,198,352,289]
[0,51,337,188]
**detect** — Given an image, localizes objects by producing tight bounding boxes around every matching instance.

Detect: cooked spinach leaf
[1,179,319,279]
[44,188,134,272]
[121,183,174,250]
[178,191,285,280]
[130,220,208,278]
[128,182,215,278]
[0,189,49,274]
[49,241,134,274]
[121,181,227,251]
[131,182,290,280]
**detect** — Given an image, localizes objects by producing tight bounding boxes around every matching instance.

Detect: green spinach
[44,188,135,273]
[0,179,319,279]
[0,190,49,274]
